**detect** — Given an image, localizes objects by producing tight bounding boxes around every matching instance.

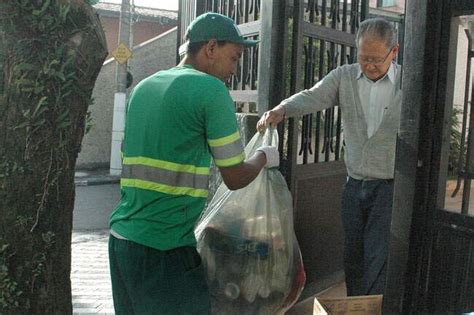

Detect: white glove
[256,146,280,168]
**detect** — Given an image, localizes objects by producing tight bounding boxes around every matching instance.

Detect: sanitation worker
[108,12,279,314]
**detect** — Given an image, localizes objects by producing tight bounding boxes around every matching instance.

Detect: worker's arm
[219,146,279,190]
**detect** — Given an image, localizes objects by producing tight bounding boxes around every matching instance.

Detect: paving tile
[72,230,114,314]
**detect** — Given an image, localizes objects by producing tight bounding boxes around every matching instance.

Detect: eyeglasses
[358,47,394,66]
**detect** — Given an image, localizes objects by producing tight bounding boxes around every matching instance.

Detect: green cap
[185,12,259,46]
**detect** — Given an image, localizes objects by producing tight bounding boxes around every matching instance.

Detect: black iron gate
[177,0,287,114]
[385,1,474,313]
[284,0,368,296]
[176,1,474,312]
[177,0,369,296]
[176,0,409,300]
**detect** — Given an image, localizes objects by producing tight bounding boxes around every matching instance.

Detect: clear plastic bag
[195,129,306,315]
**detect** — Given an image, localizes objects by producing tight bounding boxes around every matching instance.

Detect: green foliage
[3,1,88,158]
[0,0,102,311]
[0,244,21,309]
[32,232,56,282]
[0,219,56,312]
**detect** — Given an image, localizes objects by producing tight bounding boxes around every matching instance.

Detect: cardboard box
[313,295,383,315]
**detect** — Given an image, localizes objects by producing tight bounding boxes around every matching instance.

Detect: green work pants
[108,235,210,314]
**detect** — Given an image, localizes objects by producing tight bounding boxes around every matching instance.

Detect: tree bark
[0,1,107,313]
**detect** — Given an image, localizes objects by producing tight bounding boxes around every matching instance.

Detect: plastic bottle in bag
[195,129,306,314]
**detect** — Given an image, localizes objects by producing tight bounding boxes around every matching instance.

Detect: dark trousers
[108,235,211,315]
[340,177,394,296]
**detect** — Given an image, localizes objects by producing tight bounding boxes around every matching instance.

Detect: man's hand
[257,105,285,132]
[256,146,279,168]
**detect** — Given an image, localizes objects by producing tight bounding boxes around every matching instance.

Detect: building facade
[76,3,178,169]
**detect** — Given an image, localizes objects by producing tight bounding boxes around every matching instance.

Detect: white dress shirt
[357,62,397,138]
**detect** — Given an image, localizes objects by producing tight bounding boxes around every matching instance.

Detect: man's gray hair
[356,18,397,49]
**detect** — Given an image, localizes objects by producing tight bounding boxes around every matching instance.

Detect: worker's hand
[257,105,285,133]
[256,146,279,168]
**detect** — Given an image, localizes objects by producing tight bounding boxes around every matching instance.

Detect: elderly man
[258,17,401,296]
[108,13,279,314]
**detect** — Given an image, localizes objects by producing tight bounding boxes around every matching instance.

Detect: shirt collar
[180,63,194,69]
[356,62,397,84]
[356,67,363,80]
[386,62,397,83]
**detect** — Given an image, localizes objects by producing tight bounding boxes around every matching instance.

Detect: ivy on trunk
[0,0,107,313]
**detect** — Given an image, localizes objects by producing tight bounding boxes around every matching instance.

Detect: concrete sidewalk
[70,170,473,314]
[72,170,119,314]
[70,169,348,315]
[72,230,113,314]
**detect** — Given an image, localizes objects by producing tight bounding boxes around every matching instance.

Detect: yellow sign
[112,42,133,64]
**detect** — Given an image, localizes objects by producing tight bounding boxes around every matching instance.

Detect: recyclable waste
[195,129,306,315]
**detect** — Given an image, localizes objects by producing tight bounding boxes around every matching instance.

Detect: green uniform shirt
[110,64,244,251]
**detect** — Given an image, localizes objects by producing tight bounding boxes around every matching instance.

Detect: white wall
[76,27,177,168]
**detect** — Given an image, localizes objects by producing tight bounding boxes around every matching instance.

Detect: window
[377,0,396,7]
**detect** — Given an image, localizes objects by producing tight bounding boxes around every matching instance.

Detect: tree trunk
[0,1,107,313]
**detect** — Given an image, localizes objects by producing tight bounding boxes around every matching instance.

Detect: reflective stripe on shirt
[121,156,210,198]
[208,131,245,167]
